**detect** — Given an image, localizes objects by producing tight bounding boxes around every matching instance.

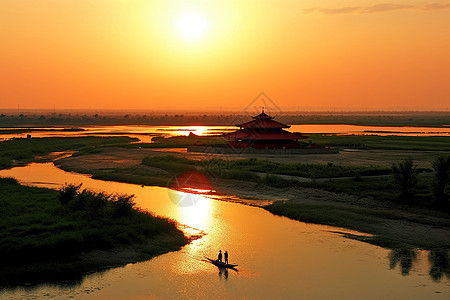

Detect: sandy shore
[55,147,450,250]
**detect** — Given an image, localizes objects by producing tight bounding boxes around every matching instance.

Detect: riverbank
[54,147,450,251]
[0,178,188,287]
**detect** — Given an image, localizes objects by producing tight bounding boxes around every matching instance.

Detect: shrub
[392,159,418,203]
[112,194,136,217]
[81,190,109,219]
[58,183,82,205]
[0,177,18,185]
[432,155,450,208]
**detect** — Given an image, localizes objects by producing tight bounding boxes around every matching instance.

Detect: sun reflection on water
[169,191,213,233]
[173,126,209,136]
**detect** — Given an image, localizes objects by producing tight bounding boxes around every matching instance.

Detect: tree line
[392,155,450,209]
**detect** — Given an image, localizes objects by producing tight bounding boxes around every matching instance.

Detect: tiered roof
[225,129,305,140]
[236,111,290,129]
[224,110,307,141]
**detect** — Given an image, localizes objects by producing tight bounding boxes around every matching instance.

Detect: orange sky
[1,0,449,110]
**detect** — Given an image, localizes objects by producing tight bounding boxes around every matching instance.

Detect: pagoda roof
[237,111,289,129]
[225,129,307,140]
[253,111,273,120]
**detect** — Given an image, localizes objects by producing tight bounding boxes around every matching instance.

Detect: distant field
[1,112,449,127]
[308,134,450,151]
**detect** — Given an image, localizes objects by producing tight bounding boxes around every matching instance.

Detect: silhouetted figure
[218,250,222,262]
[224,251,229,264]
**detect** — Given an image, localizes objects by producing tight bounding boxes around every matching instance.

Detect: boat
[204,257,238,269]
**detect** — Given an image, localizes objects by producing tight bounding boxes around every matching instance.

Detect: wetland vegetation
[0,177,187,286]
[0,136,137,170]
[0,129,449,286]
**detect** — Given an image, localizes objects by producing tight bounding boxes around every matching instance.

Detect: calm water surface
[0,163,448,299]
[1,124,450,142]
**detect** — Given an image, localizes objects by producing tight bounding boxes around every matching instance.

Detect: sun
[175,9,209,41]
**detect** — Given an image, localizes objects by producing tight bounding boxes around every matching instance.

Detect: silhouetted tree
[392,159,418,203]
[389,249,417,276]
[112,194,135,217]
[59,183,82,205]
[432,155,450,208]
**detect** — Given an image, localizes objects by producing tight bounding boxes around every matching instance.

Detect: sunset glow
[175,9,209,41]
[0,0,449,110]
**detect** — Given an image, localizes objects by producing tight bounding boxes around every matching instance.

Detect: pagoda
[224,110,307,149]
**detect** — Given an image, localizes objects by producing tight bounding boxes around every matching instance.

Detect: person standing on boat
[224,251,229,264]
[218,250,223,262]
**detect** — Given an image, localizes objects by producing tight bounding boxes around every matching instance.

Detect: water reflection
[388,249,450,281]
[429,250,450,282]
[0,163,449,299]
[170,193,213,233]
[389,249,417,276]
[219,268,229,280]
[1,125,450,143]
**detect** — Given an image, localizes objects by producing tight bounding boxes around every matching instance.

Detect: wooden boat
[204,257,238,269]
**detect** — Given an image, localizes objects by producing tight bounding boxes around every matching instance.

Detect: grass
[142,155,198,174]
[307,134,450,151]
[227,158,390,178]
[141,155,390,179]
[138,155,445,206]
[304,175,444,205]
[92,172,170,187]
[264,200,450,249]
[122,135,227,149]
[0,177,187,286]
[0,136,138,170]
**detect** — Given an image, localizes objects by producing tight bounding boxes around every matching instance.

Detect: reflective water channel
[1,124,450,143]
[0,163,448,299]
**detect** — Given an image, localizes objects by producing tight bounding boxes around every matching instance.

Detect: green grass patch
[122,135,227,149]
[302,175,440,205]
[92,172,170,187]
[141,155,389,180]
[0,136,137,170]
[264,199,450,249]
[227,158,390,178]
[142,155,197,174]
[0,178,187,277]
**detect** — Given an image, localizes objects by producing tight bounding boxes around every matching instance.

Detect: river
[0,162,448,299]
[1,124,450,143]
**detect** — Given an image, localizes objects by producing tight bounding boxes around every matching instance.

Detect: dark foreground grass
[0,177,187,286]
[0,136,137,169]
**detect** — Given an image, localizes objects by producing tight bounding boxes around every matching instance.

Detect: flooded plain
[1,124,450,143]
[0,163,448,299]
